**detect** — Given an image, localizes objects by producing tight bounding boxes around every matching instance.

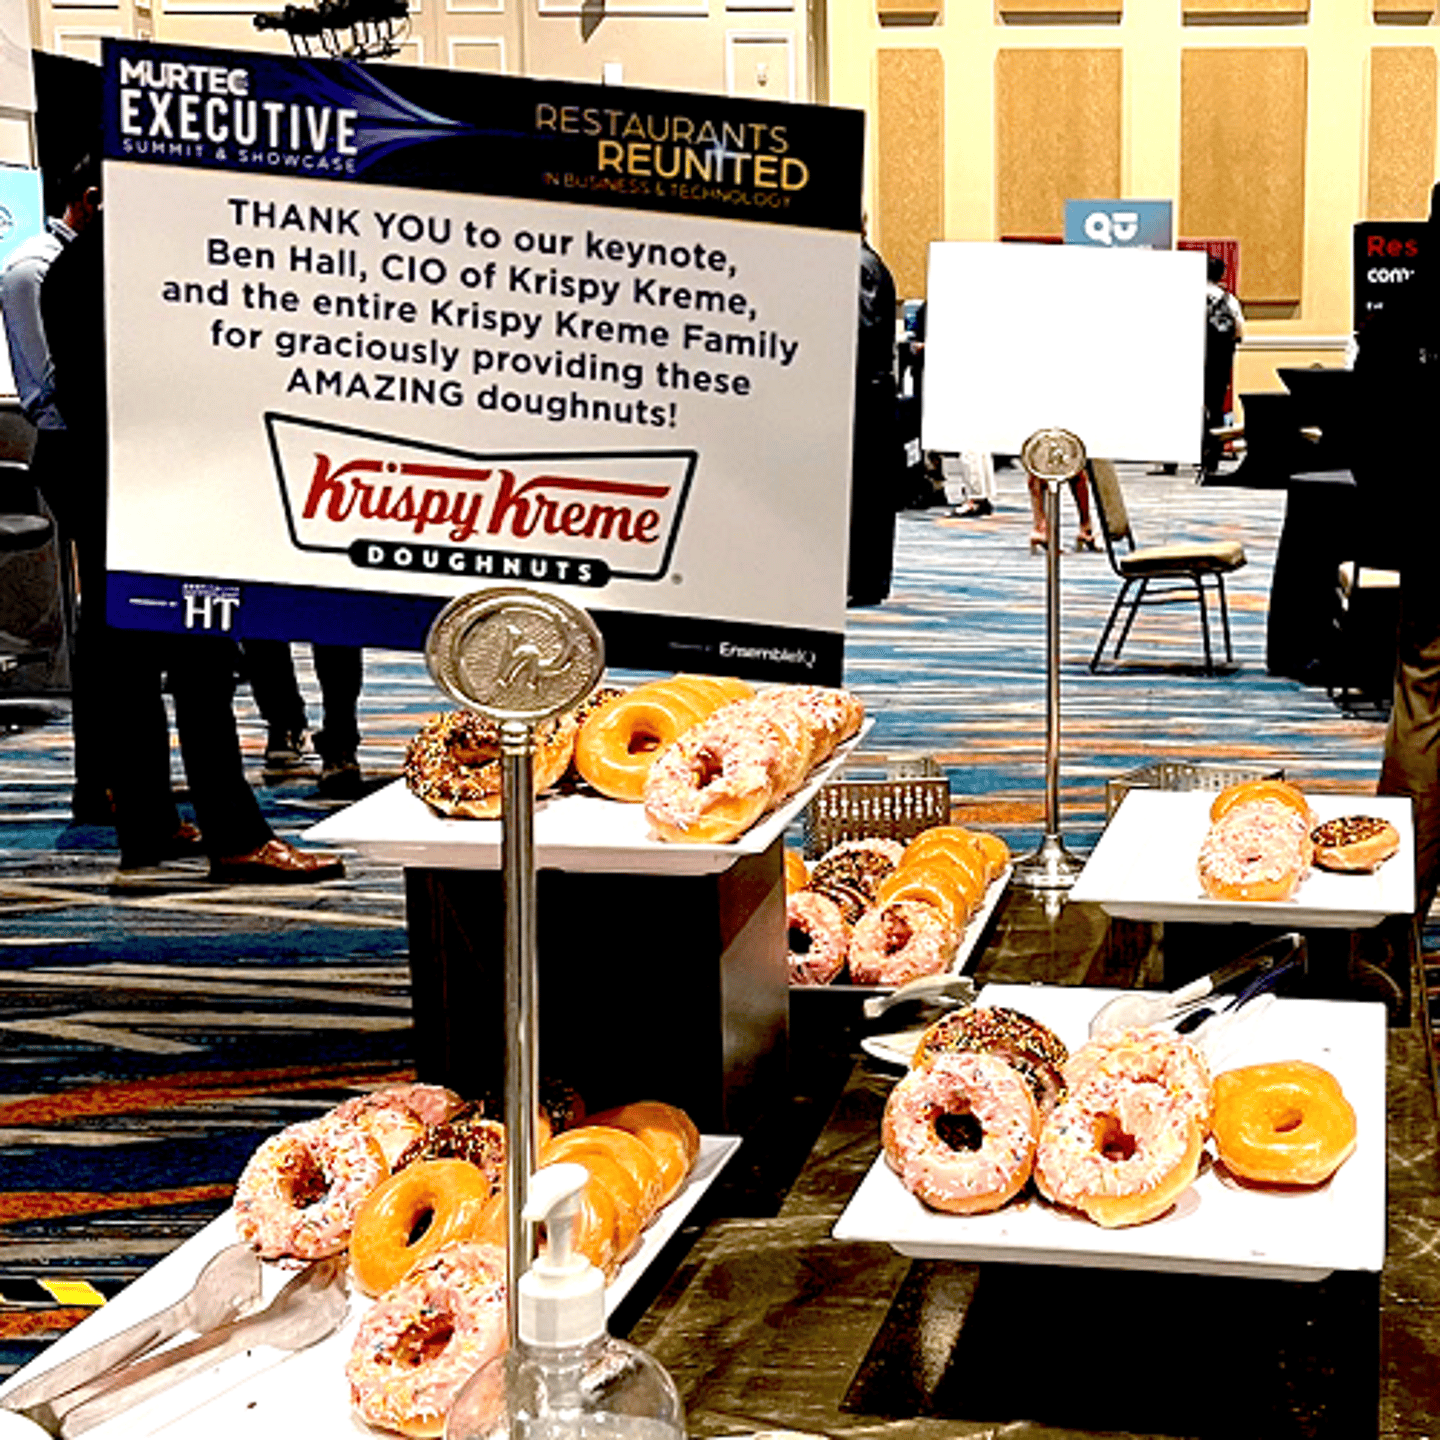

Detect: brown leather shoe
[209,837,346,884]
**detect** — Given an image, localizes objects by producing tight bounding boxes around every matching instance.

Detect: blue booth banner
[1064,199,1174,250]
[101,41,865,682]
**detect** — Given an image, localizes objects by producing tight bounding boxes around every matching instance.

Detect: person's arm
[0,253,60,426]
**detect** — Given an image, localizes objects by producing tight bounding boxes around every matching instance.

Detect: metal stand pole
[1013,430,1088,892]
[422,587,604,1340]
[500,720,538,1343]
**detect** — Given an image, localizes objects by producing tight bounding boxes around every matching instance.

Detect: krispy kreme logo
[264,414,695,585]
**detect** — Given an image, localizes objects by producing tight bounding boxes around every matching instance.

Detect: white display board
[920,242,1207,465]
[99,42,865,682]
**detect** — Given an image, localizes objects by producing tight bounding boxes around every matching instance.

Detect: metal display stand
[423,587,605,1340]
[1011,428,1088,892]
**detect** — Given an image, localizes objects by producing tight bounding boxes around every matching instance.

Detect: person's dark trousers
[32,430,112,816]
[243,638,308,740]
[313,644,362,762]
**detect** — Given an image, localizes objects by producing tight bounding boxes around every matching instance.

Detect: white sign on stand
[920,242,1207,465]
[100,42,864,683]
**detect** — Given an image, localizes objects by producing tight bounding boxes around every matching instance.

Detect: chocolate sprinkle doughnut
[913,1006,1070,1113]
[394,1103,505,1191]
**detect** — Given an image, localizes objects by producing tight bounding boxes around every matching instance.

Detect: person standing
[1202,254,1244,475]
[0,153,107,820]
[848,230,904,606]
[41,214,346,882]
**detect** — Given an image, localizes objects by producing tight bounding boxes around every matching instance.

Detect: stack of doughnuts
[881,1003,1359,1227]
[1198,779,1315,902]
[787,824,1011,987]
[881,1007,1066,1214]
[573,675,755,801]
[539,1102,701,1278]
[643,685,864,844]
[232,1084,699,1437]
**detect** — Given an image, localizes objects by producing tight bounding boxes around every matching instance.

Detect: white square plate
[0,1137,740,1438]
[1068,790,1414,927]
[834,984,1386,1282]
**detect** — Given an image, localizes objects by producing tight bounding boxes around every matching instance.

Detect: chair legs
[1090,572,1235,674]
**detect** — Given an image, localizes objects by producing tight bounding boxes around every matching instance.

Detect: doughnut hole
[881,908,914,956]
[628,724,664,756]
[1092,1112,1138,1163]
[395,1314,456,1369]
[279,1148,330,1209]
[789,925,813,956]
[1271,1105,1304,1135]
[934,1110,984,1152]
[691,745,724,788]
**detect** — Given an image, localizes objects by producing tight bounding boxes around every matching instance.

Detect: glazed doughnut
[405,710,577,819]
[573,684,709,802]
[882,1050,1039,1214]
[784,848,810,892]
[1035,1077,1204,1227]
[346,1241,507,1438]
[329,1085,463,1167]
[642,708,785,843]
[1064,1025,1212,1131]
[538,1131,647,1266]
[848,898,958,986]
[349,1159,495,1296]
[971,831,1012,883]
[586,1101,700,1205]
[874,861,974,933]
[1310,815,1401,873]
[1211,1060,1357,1185]
[787,889,850,986]
[913,1006,1069,1114]
[1198,795,1314,903]
[234,1115,388,1260]
[1210,779,1313,825]
[542,1124,664,1219]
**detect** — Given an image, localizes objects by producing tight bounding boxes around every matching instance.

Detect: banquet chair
[1088,459,1247,674]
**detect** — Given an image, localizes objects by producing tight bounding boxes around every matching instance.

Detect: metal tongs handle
[1168,931,1305,1012]
[18,1257,347,1438]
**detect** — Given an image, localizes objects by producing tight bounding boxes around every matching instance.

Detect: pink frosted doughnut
[881,1050,1038,1214]
[329,1084,464,1166]
[848,898,957,986]
[787,890,850,985]
[642,709,785,843]
[1034,1076,1204,1228]
[346,1241,507,1437]
[234,1116,387,1259]
[1064,1026,1213,1132]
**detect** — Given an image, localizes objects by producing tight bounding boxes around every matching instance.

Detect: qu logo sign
[1064,200,1173,250]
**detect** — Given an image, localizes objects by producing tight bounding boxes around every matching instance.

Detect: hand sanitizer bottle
[446,1163,686,1440]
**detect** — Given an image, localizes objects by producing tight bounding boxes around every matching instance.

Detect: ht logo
[183,591,241,631]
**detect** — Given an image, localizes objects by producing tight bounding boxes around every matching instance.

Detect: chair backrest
[1089,459,1134,557]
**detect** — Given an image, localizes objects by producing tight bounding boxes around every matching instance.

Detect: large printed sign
[102,42,864,682]
[1353,221,1425,334]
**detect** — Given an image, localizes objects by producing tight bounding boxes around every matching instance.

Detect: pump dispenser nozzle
[518,1164,605,1349]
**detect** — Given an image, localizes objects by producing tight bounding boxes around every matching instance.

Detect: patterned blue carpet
[0,461,1397,1371]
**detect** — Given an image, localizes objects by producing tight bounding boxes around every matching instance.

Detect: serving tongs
[863,972,977,1021]
[0,1254,349,1438]
[1087,931,1306,1038]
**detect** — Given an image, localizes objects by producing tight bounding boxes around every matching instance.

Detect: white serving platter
[305,725,870,877]
[1068,790,1414,927]
[0,1136,739,1439]
[835,984,1386,1282]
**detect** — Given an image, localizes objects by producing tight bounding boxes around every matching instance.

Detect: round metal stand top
[1021,427,1087,485]
[425,587,604,722]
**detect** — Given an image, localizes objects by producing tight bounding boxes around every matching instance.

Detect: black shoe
[71,785,116,825]
[952,498,993,518]
[119,821,204,870]
[263,728,309,777]
[316,757,364,800]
